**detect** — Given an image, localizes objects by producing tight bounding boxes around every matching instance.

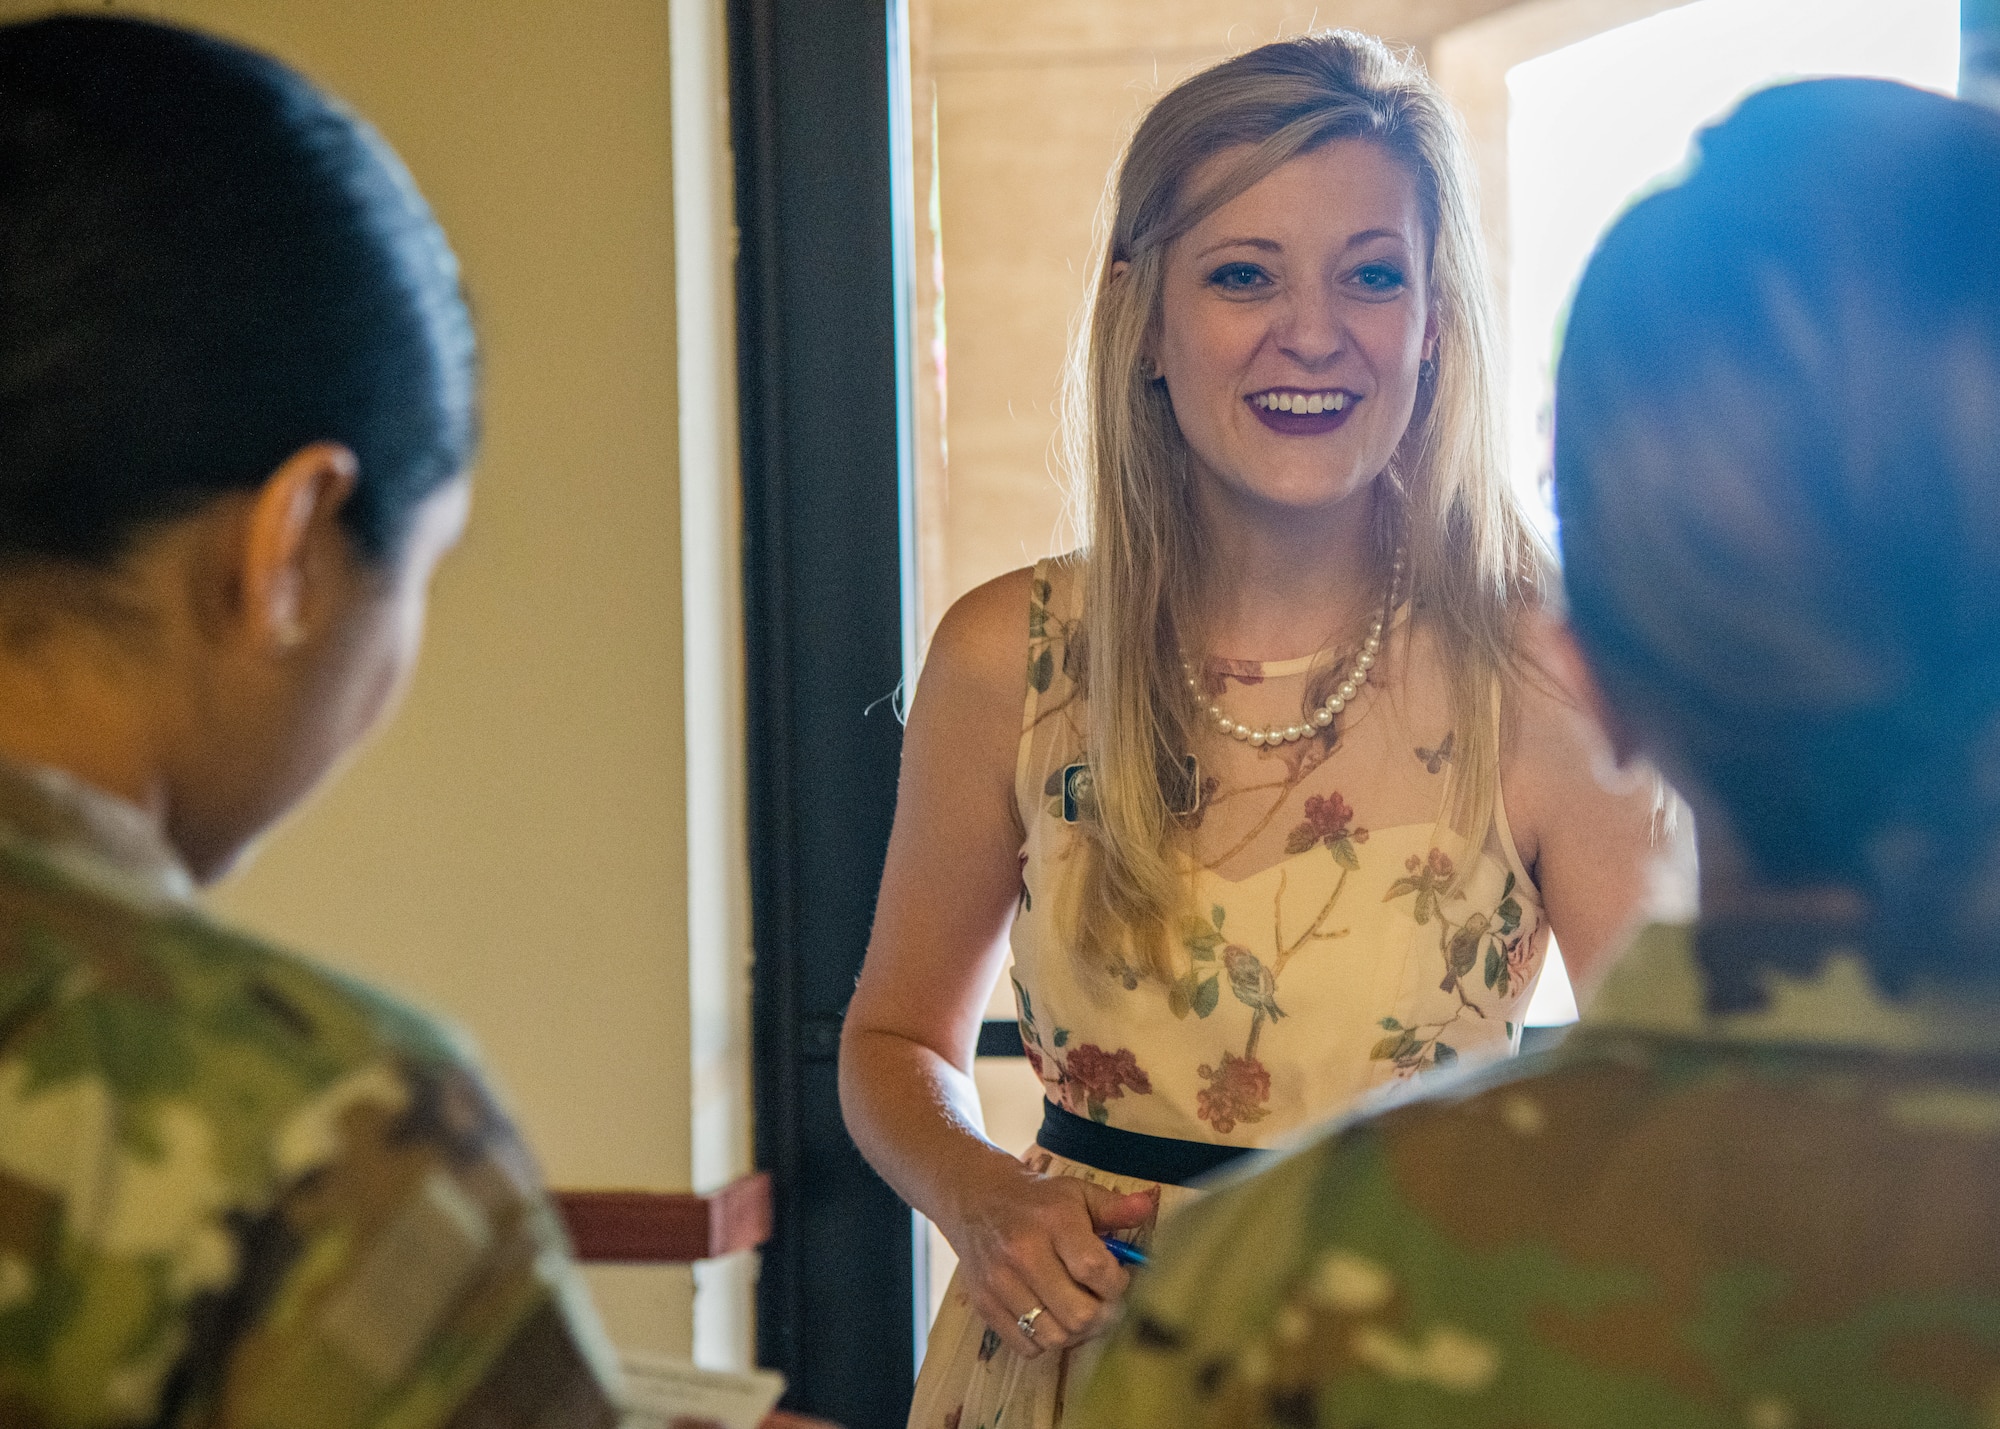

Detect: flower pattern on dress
[1009,561,1547,1149]
[1390,848,1457,926]
[1199,661,1263,698]
[1170,908,1227,1021]
[1482,871,1533,999]
[1369,856,1534,1074]
[1284,791,1371,867]
[1196,1052,1271,1134]
[1062,1044,1152,1124]
[1017,976,1158,1124]
[920,561,1554,1429]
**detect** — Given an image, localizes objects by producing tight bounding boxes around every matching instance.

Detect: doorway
[735,2,1975,1422]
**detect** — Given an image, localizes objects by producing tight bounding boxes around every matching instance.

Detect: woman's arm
[1502,612,1684,993]
[839,567,1153,1358]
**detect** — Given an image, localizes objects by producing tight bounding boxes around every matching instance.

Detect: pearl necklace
[1183,548,1405,748]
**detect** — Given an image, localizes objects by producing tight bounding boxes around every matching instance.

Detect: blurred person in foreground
[0,15,619,1427]
[1071,76,2000,1425]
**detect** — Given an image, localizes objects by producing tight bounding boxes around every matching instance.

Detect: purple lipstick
[1247,388,1359,435]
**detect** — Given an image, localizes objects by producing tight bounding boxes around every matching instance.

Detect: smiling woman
[839,31,1671,1429]
[1157,140,1433,505]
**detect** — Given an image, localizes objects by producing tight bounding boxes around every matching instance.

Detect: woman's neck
[1192,473,1388,663]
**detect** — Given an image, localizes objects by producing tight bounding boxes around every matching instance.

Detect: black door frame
[731,1,917,1424]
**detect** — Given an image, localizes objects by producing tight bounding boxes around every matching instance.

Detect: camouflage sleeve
[178,1055,625,1429]
[0,1035,620,1428]
[1074,1122,1593,1429]
[0,856,625,1429]
[1068,1144,1332,1429]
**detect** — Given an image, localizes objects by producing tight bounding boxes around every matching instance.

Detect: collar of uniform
[0,757,194,907]
[1577,920,2000,1058]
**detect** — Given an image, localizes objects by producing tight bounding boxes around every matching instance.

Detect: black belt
[1036,1100,1258,1186]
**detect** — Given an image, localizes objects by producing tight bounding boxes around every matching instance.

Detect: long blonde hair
[1061,31,1549,983]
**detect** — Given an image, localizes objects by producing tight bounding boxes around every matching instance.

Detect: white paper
[619,1351,786,1429]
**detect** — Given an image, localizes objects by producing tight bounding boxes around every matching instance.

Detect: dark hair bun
[0,14,476,565]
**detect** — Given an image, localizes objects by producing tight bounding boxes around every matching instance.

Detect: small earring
[1419,355,1438,383]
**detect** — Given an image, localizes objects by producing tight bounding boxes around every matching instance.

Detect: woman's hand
[937,1162,1159,1358]
[844,568,1140,1354]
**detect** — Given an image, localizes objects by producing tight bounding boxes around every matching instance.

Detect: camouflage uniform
[0,760,621,1428]
[1073,922,2000,1428]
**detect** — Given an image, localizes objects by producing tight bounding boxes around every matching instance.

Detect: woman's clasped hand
[937,1160,1158,1357]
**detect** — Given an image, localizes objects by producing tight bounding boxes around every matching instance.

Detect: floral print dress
[910,556,1549,1429]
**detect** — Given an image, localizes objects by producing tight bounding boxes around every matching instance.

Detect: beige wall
[0,0,700,1355]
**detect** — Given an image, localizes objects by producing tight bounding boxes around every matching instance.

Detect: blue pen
[1101,1236,1149,1268]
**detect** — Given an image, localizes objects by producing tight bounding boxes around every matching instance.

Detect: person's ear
[239,442,359,654]
[1544,617,1643,769]
[1109,259,1168,386]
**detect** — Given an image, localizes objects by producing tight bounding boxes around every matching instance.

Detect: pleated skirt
[906,1146,1204,1429]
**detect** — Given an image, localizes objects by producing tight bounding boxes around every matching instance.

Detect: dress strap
[1490,672,1539,898]
[1017,559,1055,800]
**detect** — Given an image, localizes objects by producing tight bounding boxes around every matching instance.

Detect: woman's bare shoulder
[909,564,1067,757]
[901,565,1051,835]
[1499,607,1606,785]
[924,565,1036,695]
[1506,606,1589,722]
[1501,604,1661,860]
[921,556,1080,703]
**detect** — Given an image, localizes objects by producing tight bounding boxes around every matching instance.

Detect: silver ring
[1016,1305,1045,1339]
